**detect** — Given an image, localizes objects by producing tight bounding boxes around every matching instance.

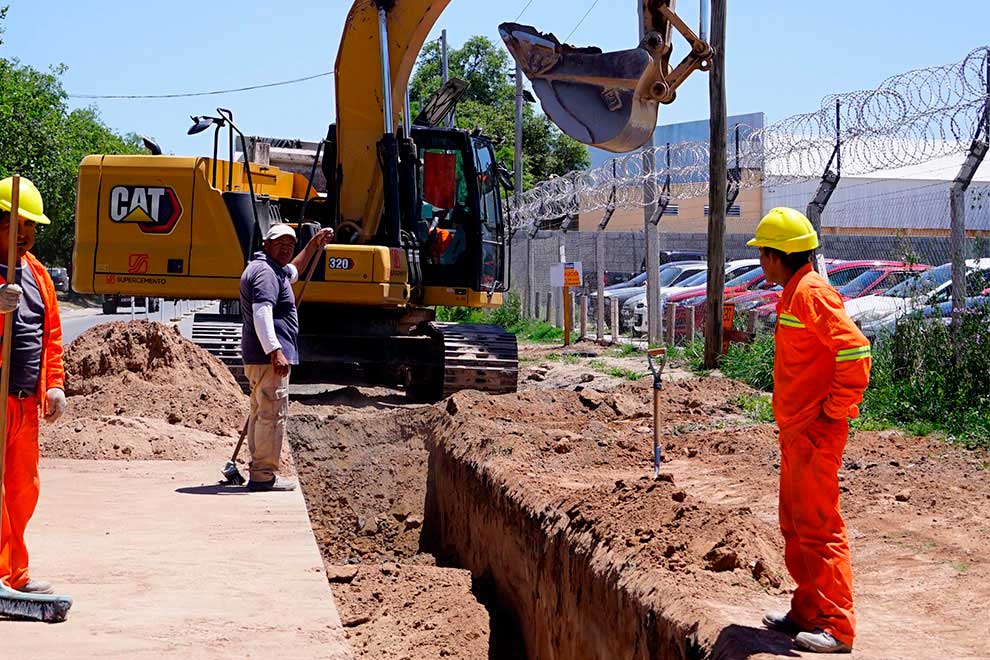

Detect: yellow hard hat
[0,176,51,225]
[747,207,817,253]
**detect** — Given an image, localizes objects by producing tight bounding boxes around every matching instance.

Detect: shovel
[646,347,668,479]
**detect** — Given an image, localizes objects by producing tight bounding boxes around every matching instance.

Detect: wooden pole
[563,285,572,346]
[596,233,605,341]
[0,175,22,491]
[610,297,620,345]
[685,304,696,342]
[580,294,588,339]
[665,303,677,346]
[703,0,727,369]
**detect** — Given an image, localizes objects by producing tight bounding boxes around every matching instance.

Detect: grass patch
[736,393,774,423]
[588,359,646,380]
[721,334,775,391]
[546,352,581,365]
[612,342,642,357]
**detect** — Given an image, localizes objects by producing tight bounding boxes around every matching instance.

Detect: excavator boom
[335,0,450,244]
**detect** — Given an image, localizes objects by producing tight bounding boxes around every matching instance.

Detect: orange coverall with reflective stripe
[773,263,871,647]
[0,251,64,589]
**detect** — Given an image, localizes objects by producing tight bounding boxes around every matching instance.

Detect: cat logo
[109,186,182,234]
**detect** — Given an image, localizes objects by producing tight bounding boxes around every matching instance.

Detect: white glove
[0,283,22,313]
[45,388,67,423]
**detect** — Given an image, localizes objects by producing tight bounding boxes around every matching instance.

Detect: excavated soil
[40,321,248,460]
[290,342,990,659]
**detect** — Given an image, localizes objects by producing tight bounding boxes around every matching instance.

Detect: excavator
[71,0,710,400]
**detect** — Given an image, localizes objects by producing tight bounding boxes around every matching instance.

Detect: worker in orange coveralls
[0,177,67,596]
[748,207,871,654]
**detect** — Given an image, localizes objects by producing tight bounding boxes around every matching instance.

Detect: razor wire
[509,46,990,230]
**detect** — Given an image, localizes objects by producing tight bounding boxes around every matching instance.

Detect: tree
[409,35,590,189]
[0,53,141,266]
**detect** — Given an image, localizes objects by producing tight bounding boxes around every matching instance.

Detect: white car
[616,262,709,330]
[628,259,762,334]
[846,259,990,337]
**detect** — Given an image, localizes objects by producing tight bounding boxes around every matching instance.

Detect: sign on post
[550,262,582,346]
[549,262,583,288]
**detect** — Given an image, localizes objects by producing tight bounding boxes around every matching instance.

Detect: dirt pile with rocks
[40,321,247,460]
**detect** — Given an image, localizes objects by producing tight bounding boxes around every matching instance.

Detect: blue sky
[4,1,989,156]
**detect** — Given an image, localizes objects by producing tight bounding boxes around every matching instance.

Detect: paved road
[60,299,218,345]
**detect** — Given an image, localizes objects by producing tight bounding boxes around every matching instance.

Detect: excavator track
[191,313,249,392]
[428,322,519,398]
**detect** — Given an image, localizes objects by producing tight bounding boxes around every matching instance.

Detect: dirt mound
[330,564,491,659]
[41,321,248,460]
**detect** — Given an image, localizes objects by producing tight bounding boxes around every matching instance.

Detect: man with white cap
[239,223,332,491]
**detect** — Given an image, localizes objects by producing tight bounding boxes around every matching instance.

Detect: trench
[288,384,788,660]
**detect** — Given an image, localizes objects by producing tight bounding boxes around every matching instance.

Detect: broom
[0,175,73,622]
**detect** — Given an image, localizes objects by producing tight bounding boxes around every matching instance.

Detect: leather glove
[0,283,22,313]
[45,388,67,423]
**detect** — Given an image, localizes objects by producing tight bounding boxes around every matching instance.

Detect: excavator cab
[413,128,506,294]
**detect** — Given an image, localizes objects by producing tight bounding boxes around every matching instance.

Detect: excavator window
[472,138,504,289]
[419,147,469,268]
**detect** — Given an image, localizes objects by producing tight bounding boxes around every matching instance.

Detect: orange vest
[0,251,65,415]
[773,264,871,430]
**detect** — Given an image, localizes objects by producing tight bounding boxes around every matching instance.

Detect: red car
[749,264,930,321]
[672,261,921,338]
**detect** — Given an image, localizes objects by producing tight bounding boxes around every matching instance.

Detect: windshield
[678,271,708,287]
[884,264,951,298]
[837,269,884,298]
[660,267,686,286]
[725,267,764,288]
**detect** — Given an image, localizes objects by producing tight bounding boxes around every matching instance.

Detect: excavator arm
[334,0,710,242]
[335,0,450,244]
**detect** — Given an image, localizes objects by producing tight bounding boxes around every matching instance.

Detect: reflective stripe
[778,313,806,329]
[836,345,871,362]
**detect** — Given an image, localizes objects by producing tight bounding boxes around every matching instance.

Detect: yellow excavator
[71,0,710,400]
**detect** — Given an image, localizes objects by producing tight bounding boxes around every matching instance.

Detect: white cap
[264,223,296,241]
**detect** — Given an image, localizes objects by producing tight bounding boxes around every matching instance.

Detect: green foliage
[409,35,590,187]
[736,393,774,423]
[435,291,568,343]
[613,342,642,357]
[721,334,776,391]
[680,336,708,374]
[861,305,990,447]
[0,51,142,266]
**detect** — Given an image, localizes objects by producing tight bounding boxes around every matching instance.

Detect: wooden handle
[647,347,667,358]
[0,175,22,490]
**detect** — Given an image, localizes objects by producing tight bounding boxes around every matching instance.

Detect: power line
[69,71,333,100]
[563,0,602,43]
[514,0,534,22]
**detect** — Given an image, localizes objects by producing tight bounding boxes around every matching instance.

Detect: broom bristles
[0,587,72,623]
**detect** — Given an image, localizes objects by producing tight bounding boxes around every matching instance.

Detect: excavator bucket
[499,3,711,153]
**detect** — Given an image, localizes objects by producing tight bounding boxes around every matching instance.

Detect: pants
[778,415,855,646]
[244,364,289,483]
[0,396,40,590]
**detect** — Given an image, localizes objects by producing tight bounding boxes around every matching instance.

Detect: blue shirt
[0,263,44,394]
[239,252,299,365]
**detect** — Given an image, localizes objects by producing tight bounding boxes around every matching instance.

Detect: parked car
[871,295,990,339]
[592,261,707,330]
[627,259,761,334]
[47,266,69,293]
[846,259,990,338]
[639,250,707,272]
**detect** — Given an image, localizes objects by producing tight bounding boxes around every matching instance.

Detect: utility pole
[515,61,529,315]
[703,0,726,369]
[640,3,661,347]
[441,29,452,129]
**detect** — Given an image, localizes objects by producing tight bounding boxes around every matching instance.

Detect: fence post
[610,297,620,345]
[685,305,695,342]
[665,303,677,346]
[580,295,588,339]
[545,291,553,324]
[533,291,541,320]
[746,312,757,334]
[596,233,605,342]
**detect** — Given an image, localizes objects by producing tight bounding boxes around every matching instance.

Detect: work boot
[794,629,852,654]
[16,579,55,594]
[761,611,803,635]
[247,476,297,492]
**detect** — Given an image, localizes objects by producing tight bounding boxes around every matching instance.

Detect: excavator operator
[748,207,871,655]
